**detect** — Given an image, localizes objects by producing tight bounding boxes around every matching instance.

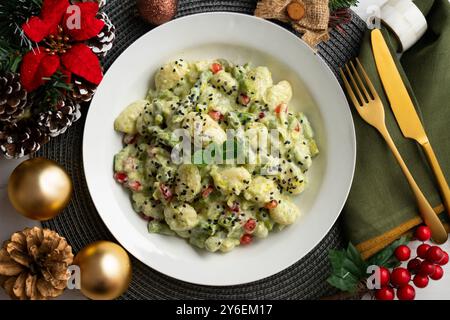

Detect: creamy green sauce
[113,59,318,253]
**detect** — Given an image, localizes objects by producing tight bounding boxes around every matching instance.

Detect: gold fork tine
[344,64,365,105]
[349,60,370,102]
[355,58,379,100]
[339,68,361,108]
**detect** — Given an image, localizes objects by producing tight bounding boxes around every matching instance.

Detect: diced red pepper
[211,63,223,74]
[264,200,278,209]
[114,172,128,184]
[139,212,154,221]
[201,185,214,198]
[244,219,256,233]
[258,112,266,119]
[238,93,250,106]
[229,202,240,213]
[123,134,137,145]
[128,180,143,192]
[160,184,173,201]
[294,124,301,133]
[208,110,223,121]
[240,234,253,245]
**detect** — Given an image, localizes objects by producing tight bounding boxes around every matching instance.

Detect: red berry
[211,63,222,74]
[417,243,431,259]
[394,245,411,261]
[415,225,431,241]
[379,267,390,287]
[430,265,444,280]
[114,172,128,184]
[407,258,422,274]
[419,261,436,276]
[438,251,449,266]
[397,285,415,300]
[240,234,252,245]
[375,287,395,300]
[412,274,429,288]
[244,219,257,233]
[390,267,411,287]
[426,246,444,263]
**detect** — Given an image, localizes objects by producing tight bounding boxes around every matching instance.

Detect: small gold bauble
[7,158,72,221]
[74,241,132,300]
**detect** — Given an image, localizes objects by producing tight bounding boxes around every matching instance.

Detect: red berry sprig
[374,225,448,300]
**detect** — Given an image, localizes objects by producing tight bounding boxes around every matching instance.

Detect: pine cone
[69,76,97,103]
[0,72,29,124]
[0,227,74,300]
[0,120,49,159]
[38,99,81,138]
[89,12,116,57]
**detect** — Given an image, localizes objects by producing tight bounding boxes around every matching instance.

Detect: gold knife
[371,29,450,217]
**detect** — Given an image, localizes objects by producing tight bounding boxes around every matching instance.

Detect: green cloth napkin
[342,0,450,257]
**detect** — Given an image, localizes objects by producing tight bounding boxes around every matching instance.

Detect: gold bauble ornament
[74,241,132,300]
[8,158,72,221]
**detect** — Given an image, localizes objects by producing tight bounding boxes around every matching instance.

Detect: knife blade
[371,28,450,214]
[371,29,427,144]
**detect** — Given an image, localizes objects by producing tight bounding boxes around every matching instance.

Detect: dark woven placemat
[35,0,366,299]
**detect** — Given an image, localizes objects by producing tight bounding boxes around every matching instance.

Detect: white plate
[83,13,356,286]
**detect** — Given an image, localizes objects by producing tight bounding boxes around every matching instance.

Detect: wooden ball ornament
[137,0,178,26]
[74,241,132,300]
[8,158,72,221]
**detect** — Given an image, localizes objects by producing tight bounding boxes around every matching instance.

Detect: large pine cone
[0,227,74,300]
[0,120,49,159]
[38,99,81,138]
[89,11,116,57]
[0,72,29,124]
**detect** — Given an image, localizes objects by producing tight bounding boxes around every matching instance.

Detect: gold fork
[340,58,448,244]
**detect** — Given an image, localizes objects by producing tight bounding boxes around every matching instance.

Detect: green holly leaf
[368,236,410,268]
[327,242,367,293]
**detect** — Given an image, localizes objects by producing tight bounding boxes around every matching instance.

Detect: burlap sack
[255,0,330,47]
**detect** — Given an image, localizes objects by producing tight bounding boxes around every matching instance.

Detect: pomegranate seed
[208,110,223,121]
[244,219,257,233]
[160,184,173,201]
[238,93,250,106]
[211,63,222,74]
[114,172,128,184]
[123,134,137,145]
[240,234,252,245]
[201,186,214,198]
[264,200,278,210]
[258,112,265,119]
[128,180,142,192]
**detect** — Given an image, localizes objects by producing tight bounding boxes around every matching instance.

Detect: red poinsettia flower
[20,0,105,91]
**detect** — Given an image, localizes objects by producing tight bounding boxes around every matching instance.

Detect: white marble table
[1,0,449,300]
